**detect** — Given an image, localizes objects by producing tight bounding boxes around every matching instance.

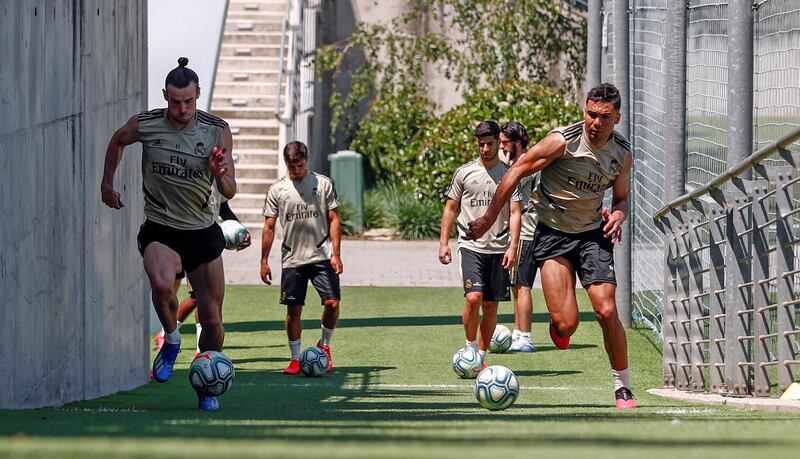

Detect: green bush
[394,198,443,240]
[336,199,359,236]
[351,81,582,201]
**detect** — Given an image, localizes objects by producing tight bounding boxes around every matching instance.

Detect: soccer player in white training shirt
[260,141,343,375]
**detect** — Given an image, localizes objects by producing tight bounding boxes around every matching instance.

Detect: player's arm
[602,151,633,244]
[260,216,277,284]
[466,133,566,239]
[439,198,460,265]
[503,200,522,269]
[327,208,343,274]
[100,115,140,209]
[220,202,251,250]
[211,125,236,200]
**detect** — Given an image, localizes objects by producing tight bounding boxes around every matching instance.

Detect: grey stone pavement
[223,233,460,287]
[222,232,545,288]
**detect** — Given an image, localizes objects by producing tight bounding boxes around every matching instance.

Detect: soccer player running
[439,121,522,366]
[466,84,638,409]
[154,201,252,356]
[260,141,343,375]
[499,121,536,353]
[100,57,235,410]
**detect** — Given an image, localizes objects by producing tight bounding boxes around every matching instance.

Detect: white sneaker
[508,339,535,353]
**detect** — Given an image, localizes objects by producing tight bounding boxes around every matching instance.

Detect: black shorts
[458,248,511,302]
[533,223,616,287]
[136,220,225,273]
[281,261,341,306]
[511,239,537,288]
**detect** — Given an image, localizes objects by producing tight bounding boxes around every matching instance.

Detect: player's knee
[150,278,175,301]
[465,292,483,307]
[200,316,223,332]
[594,302,618,324]
[323,299,339,309]
[553,316,579,336]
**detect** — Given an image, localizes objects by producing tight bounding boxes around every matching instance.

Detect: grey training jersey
[446,159,521,254]
[137,109,228,230]
[531,121,630,233]
[263,172,339,268]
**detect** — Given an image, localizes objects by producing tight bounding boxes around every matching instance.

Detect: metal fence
[596,0,800,397]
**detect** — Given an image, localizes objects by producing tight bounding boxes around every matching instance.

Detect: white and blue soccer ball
[474,365,519,411]
[452,347,483,379]
[189,351,235,396]
[489,324,512,353]
[300,346,329,377]
[220,219,248,250]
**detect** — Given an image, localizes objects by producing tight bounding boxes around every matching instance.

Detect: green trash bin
[328,150,364,232]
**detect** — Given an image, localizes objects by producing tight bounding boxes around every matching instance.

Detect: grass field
[2,286,799,458]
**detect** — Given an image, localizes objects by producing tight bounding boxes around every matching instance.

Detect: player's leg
[142,242,183,383]
[480,252,510,363]
[510,239,536,352]
[310,261,341,373]
[579,230,636,408]
[479,299,498,364]
[187,255,225,352]
[459,248,485,351]
[539,256,579,349]
[281,266,308,375]
[176,279,201,354]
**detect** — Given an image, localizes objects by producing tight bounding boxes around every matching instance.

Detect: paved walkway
[223,233,464,287]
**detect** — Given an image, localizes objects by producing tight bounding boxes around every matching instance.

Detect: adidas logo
[472,179,480,184]
[153,139,163,147]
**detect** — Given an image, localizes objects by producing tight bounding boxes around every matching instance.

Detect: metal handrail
[274,0,298,124]
[653,126,800,222]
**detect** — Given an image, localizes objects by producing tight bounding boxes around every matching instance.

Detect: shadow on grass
[223,312,599,333]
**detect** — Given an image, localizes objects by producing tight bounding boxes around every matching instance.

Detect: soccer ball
[220,219,248,250]
[489,324,512,353]
[300,346,329,377]
[452,347,483,379]
[474,365,519,411]
[189,351,235,396]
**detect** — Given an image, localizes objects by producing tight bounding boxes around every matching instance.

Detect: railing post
[723,181,754,396]
[674,211,692,390]
[686,209,707,392]
[704,195,727,394]
[774,165,798,396]
[659,213,680,388]
[750,177,773,397]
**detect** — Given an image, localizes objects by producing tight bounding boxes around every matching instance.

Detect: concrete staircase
[211,0,287,230]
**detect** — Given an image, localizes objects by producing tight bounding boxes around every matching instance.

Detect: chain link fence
[600,0,800,344]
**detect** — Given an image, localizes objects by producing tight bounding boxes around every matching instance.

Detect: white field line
[237,382,605,391]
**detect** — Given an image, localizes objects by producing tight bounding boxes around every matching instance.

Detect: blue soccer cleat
[197,392,220,411]
[152,340,180,383]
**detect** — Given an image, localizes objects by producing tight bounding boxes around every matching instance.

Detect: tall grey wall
[0,0,150,409]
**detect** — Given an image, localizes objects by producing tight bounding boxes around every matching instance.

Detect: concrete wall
[0,0,150,409]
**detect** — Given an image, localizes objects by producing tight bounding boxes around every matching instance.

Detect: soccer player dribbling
[101,57,235,410]
[439,121,522,368]
[466,84,638,409]
[260,141,343,375]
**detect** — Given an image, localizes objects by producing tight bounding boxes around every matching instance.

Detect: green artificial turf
[1,286,798,458]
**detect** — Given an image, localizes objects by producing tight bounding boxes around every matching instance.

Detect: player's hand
[439,244,452,265]
[502,247,517,270]
[101,183,125,209]
[330,255,343,274]
[208,146,228,178]
[465,216,491,240]
[602,207,623,244]
[260,262,272,285]
[237,230,252,251]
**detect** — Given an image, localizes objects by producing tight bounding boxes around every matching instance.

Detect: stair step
[218,56,283,70]
[232,135,280,149]
[226,20,283,33]
[215,71,279,84]
[223,32,284,45]
[229,0,286,13]
[220,44,282,57]
[213,94,278,108]
[235,177,277,194]
[212,107,281,120]
[229,192,270,209]
[235,164,279,180]
[233,150,280,164]
[229,123,280,135]
[215,82,281,96]
[227,11,285,19]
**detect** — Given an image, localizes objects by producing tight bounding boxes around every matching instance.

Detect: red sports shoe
[549,321,570,350]
[284,358,301,375]
[615,387,638,409]
[316,340,333,373]
[154,329,165,352]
